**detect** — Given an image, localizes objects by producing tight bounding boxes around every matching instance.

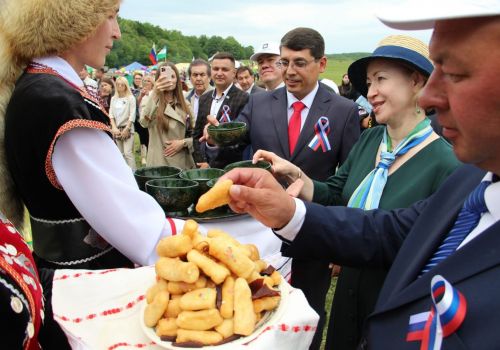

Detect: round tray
[140,281,289,349]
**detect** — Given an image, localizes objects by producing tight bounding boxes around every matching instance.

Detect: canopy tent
[121,61,147,72]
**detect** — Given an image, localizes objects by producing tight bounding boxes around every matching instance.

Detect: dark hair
[188,59,211,77]
[280,27,325,59]
[155,61,191,131]
[236,66,253,78]
[212,52,235,65]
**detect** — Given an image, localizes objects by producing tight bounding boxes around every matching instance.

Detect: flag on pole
[157,46,167,61]
[149,44,157,65]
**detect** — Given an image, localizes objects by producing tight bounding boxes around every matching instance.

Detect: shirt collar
[286,82,319,110]
[33,56,84,88]
[212,83,233,100]
[243,83,255,94]
[484,172,500,222]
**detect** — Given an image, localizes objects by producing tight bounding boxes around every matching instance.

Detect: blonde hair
[0,0,120,227]
[114,77,133,98]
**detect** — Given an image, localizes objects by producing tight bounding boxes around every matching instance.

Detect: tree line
[106,18,255,67]
[105,18,371,69]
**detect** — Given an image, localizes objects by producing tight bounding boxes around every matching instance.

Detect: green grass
[321,277,337,349]
[321,59,354,85]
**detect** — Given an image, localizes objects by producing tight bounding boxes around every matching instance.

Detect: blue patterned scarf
[347,118,433,209]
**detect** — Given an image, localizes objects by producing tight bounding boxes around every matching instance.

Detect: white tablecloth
[52,266,319,350]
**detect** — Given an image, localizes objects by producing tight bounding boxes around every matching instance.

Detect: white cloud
[119,0,432,53]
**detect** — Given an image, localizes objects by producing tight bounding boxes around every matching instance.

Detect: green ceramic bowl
[134,166,182,191]
[145,178,199,216]
[207,121,247,147]
[179,168,226,195]
[223,160,272,173]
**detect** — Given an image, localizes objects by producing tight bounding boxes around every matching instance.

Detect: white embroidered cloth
[52,266,319,350]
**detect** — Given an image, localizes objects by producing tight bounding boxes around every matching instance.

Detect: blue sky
[120,0,432,54]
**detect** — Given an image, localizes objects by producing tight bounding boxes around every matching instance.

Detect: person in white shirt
[109,76,137,170]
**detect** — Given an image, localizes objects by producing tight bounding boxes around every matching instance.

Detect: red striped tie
[288,101,305,154]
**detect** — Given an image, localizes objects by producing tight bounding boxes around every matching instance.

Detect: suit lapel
[271,88,291,158]
[374,167,491,314]
[290,86,331,162]
[164,103,186,125]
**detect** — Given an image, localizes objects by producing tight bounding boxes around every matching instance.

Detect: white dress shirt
[36,56,181,266]
[210,83,234,117]
[286,82,319,130]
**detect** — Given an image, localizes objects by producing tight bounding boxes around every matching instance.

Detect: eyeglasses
[277,58,319,70]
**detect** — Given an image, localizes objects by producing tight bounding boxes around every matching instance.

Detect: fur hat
[0,0,119,227]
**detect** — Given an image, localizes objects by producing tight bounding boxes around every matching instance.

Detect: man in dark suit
[236,66,265,95]
[206,28,360,349]
[192,52,249,169]
[220,4,500,349]
[185,59,213,126]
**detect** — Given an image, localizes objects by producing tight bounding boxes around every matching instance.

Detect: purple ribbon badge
[219,105,231,123]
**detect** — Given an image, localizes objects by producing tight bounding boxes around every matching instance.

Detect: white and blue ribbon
[220,105,231,123]
[406,275,467,350]
[308,116,331,152]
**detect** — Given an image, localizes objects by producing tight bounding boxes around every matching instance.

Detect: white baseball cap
[377,0,500,30]
[250,42,281,61]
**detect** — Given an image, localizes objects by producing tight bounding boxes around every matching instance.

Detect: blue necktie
[420,180,491,276]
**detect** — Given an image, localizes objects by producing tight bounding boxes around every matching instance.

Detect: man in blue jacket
[220,1,500,348]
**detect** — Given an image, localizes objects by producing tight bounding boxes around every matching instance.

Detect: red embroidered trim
[0,258,37,350]
[45,119,111,189]
[242,323,317,345]
[166,217,177,236]
[53,269,118,281]
[107,341,157,350]
[54,295,145,324]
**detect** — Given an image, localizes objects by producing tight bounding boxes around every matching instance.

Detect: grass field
[320,58,353,85]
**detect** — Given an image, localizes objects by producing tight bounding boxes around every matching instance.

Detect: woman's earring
[415,101,422,114]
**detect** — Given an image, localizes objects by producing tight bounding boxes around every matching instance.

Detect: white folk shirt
[34,56,181,266]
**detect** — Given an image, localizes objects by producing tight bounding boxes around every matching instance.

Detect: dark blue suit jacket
[283,164,500,349]
[237,83,360,181]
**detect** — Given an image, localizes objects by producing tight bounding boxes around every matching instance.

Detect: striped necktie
[420,180,491,276]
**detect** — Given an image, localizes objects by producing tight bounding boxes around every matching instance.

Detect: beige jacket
[140,95,195,170]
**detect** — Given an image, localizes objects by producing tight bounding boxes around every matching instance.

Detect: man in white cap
[250,42,284,91]
[219,1,500,348]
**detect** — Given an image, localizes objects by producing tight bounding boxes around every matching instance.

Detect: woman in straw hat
[0,0,184,271]
[252,35,460,349]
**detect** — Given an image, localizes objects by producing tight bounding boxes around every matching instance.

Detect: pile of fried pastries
[144,219,282,347]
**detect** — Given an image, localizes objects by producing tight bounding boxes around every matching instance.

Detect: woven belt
[30,216,113,266]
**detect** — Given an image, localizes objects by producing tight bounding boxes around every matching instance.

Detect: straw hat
[347,35,433,97]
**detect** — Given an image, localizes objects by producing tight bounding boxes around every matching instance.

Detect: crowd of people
[0,0,498,349]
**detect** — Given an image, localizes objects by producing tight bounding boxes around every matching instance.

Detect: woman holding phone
[140,62,195,169]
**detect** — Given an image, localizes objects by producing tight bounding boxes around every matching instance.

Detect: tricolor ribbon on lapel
[308,116,331,152]
[219,105,231,123]
[406,275,467,350]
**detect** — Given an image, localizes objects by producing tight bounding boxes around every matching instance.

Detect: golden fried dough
[195,179,233,213]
